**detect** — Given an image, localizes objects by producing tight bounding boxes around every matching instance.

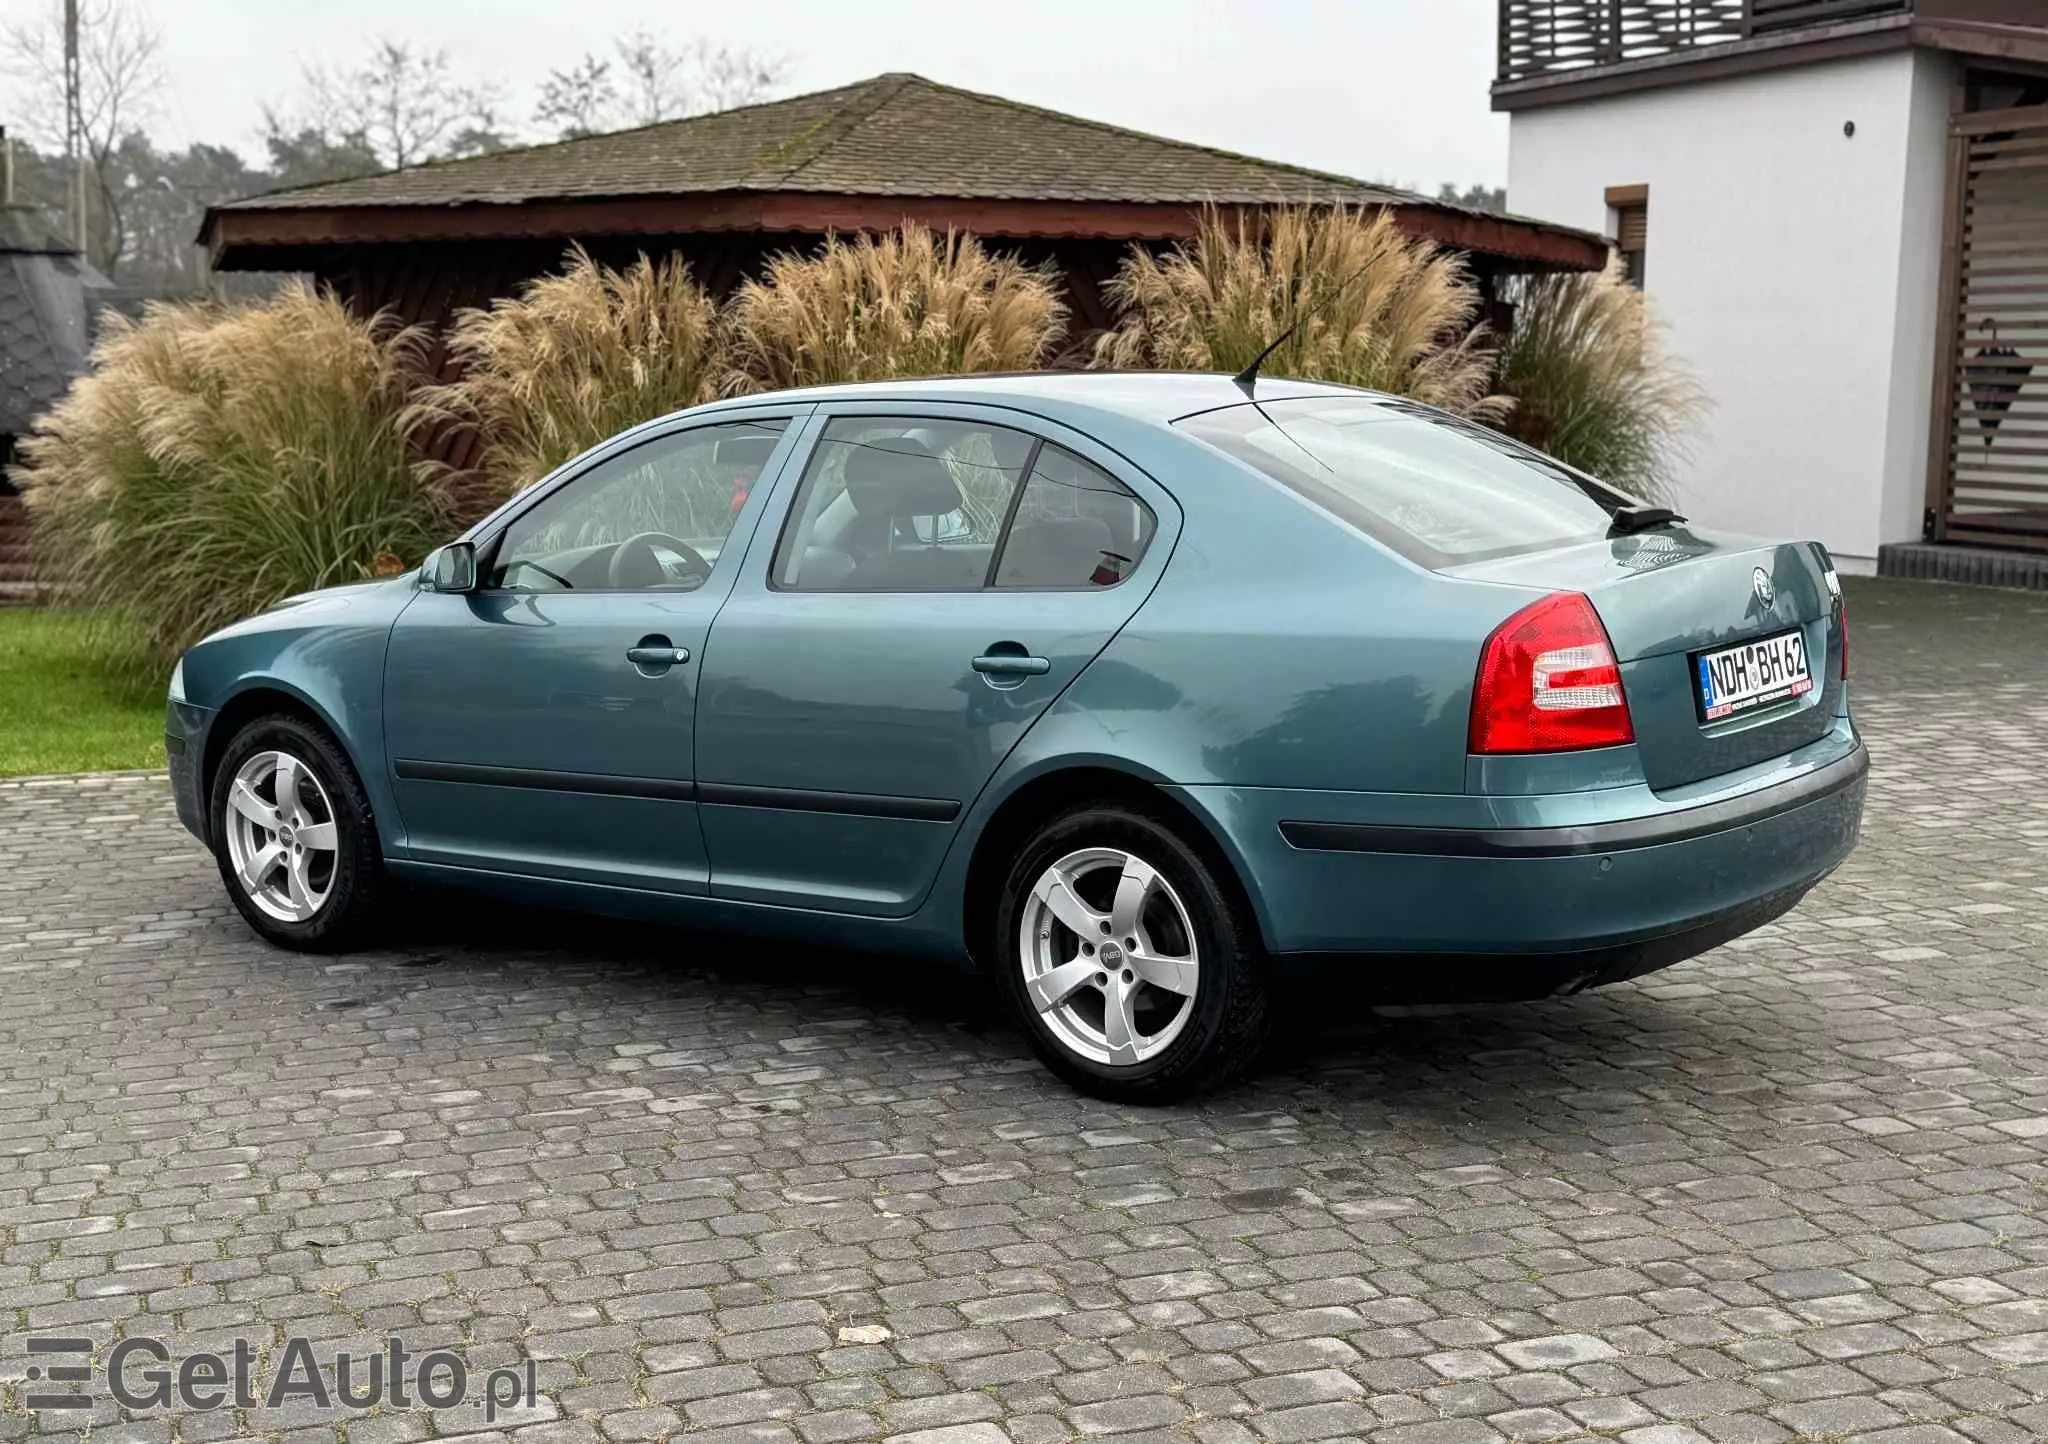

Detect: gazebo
[200,72,1607,341]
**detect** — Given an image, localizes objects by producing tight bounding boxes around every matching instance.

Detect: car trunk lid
[1446,527,1844,790]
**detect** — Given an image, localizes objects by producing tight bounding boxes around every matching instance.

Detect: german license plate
[1696,628,1813,721]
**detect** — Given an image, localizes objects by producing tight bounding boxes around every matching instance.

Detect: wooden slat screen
[1616,202,1648,286]
[1932,107,2048,551]
[1500,1,1743,82]
[1497,0,1909,82]
[1616,205,1649,254]
[1746,0,1913,32]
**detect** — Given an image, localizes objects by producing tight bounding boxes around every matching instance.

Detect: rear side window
[1177,397,1623,567]
[995,445,1155,589]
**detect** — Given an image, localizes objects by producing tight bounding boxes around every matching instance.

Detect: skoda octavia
[167,374,1866,1101]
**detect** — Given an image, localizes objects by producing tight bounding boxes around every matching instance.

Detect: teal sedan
[167,374,1867,1101]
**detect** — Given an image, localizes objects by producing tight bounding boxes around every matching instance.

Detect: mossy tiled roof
[216,73,1418,212]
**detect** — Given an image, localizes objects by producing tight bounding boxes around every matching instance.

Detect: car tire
[208,713,385,953]
[993,802,1269,1104]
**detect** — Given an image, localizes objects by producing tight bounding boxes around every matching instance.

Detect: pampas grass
[16,283,446,677]
[1495,258,1706,500]
[727,226,1066,390]
[412,247,726,501]
[1095,205,1506,419]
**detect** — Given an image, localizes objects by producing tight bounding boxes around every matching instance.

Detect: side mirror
[418,542,477,593]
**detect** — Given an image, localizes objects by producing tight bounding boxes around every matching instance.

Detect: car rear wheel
[993,804,1268,1103]
[209,714,384,952]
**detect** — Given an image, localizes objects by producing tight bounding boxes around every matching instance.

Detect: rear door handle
[972,652,1050,676]
[626,644,691,667]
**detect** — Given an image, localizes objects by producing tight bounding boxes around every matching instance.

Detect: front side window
[486,418,787,592]
[1178,398,1624,567]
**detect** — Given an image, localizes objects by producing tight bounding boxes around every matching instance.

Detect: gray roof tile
[216,73,1419,213]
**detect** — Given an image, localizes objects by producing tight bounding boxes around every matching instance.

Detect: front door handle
[627,639,691,671]
[971,652,1050,677]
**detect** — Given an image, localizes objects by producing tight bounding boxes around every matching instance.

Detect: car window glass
[772,417,1035,592]
[486,418,788,592]
[1177,398,1624,567]
[994,445,1155,589]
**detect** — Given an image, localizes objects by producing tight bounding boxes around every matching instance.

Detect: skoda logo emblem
[1751,567,1775,608]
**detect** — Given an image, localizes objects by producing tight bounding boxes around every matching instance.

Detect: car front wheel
[993,804,1269,1103]
[209,714,384,952]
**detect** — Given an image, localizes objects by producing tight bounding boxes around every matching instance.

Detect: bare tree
[683,41,782,116]
[442,100,517,160]
[1,0,162,277]
[257,113,381,190]
[538,31,783,139]
[535,55,617,139]
[289,40,500,170]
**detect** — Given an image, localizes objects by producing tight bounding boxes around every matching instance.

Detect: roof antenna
[1231,322,1299,397]
[1230,249,1383,397]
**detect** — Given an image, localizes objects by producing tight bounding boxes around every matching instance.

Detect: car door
[383,410,806,892]
[695,403,1176,915]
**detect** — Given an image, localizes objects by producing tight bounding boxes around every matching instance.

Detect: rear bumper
[1279,740,1866,859]
[1175,720,1867,995]
[1267,880,1819,1003]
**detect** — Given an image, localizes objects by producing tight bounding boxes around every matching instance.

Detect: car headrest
[843,436,964,518]
[713,434,779,471]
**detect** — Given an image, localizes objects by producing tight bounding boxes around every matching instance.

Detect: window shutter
[1606,185,1649,287]
[1615,204,1648,254]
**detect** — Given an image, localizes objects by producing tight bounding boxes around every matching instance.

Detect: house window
[1607,184,1648,287]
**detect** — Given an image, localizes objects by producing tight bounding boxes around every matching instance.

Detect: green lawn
[0,610,167,777]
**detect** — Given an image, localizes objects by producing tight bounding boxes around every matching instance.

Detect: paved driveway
[3,578,2047,1444]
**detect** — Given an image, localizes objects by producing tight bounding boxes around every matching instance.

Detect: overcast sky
[114,0,1508,189]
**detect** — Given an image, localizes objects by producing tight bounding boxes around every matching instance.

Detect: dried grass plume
[412,247,726,501]
[1095,205,1506,419]
[727,225,1067,391]
[1495,257,1707,501]
[16,282,444,674]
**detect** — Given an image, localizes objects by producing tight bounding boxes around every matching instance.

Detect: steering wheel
[498,556,575,591]
[609,531,711,590]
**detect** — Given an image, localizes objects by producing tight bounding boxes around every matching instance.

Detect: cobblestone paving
[3,577,2048,1444]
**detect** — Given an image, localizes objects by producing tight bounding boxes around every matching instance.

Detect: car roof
[691,371,1375,426]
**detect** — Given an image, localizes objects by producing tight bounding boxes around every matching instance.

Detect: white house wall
[1508,49,1953,569]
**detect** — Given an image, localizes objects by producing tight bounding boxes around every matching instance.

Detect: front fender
[178,580,416,855]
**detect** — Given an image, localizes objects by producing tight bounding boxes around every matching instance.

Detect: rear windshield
[1177,397,1624,566]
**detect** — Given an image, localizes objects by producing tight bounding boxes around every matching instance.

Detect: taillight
[1824,566,1847,679]
[1469,591,1635,754]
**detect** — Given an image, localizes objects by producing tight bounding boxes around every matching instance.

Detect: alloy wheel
[222,750,339,923]
[1017,845,1200,1067]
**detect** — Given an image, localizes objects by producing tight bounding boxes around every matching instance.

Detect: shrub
[727,225,1067,390]
[1094,205,1505,419]
[16,282,446,677]
[412,247,726,502]
[1495,258,1706,501]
